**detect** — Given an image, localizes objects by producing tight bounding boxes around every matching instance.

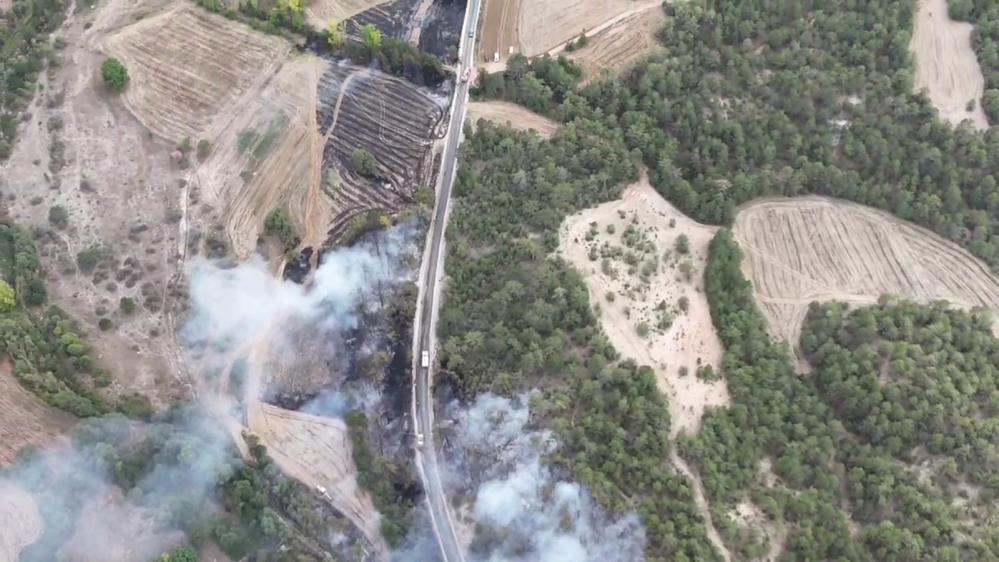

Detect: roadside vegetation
[0,0,67,159]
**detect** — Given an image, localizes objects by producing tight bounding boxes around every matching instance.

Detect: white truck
[416,433,425,447]
[421,350,430,368]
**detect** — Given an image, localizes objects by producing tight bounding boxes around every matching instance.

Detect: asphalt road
[411,1,480,561]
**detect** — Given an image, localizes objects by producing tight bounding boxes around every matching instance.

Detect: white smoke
[440,393,646,562]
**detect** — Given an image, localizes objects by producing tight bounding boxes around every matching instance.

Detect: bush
[98,317,113,331]
[674,234,690,255]
[48,205,69,229]
[101,57,129,92]
[351,148,377,176]
[119,297,137,315]
[77,247,102,273]
[196,139,212,161]
[0,280,15,311]
[262,209,299,252]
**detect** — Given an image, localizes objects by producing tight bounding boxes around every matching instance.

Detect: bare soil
[561,177,728,437]
[733,197,999,348]
[103,3,290,142]
[467,101,558,137]
[0,480,42,562]
[0,358,76,466]
[479,0,521,64]
[305,0,390,31]
[518,0,640,57]
[910,0,989,130]
[565,5,665,82]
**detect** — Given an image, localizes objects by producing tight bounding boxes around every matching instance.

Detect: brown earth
[103,3,290,142]
[479,0,521,64]
[0,358,76,466]
[467,101,558,137]
[0,480,42,562]
[305,0,390,31]
[733,197,999,349]
[518,0,644,57]
[910,0,989,130]
[565,5,665,82]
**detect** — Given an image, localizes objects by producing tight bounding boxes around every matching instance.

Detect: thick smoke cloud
[401,393,646,562]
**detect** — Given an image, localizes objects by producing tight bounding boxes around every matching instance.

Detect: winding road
[410,0,480,560]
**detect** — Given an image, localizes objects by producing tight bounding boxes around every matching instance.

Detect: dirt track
[734,197,999,347]
[518,0,643,57]
[467,101,558,137]
[910,0,989,130]
[0,480,42,562]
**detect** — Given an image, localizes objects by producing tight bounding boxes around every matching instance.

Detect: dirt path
[671,451,733,562]
[910,0,989,129]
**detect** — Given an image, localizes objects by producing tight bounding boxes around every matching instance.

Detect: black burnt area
[282,246,314,284]
[419,0,467,59]
[345,0,423,40]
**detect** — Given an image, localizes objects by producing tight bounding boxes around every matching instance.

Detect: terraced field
[305,0,389,31]
[317,64,447,239]
[104,4,289,141]
[734,197,999,346]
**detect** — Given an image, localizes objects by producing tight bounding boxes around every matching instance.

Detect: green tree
[0,280,15,311]
[326,19,346,49]
[101,57,129,92]
[675,234,690,254]
[48,205,68,229]
[351,148,377,176]
[361,24,382,51]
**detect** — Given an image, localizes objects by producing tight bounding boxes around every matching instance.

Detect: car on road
[421,350,430,367]
[416,433,425,447]
[468,30,474,38]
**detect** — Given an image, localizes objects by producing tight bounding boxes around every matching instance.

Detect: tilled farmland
[104,4,289,141]
[317,63,448,239]
[734,197,999,346]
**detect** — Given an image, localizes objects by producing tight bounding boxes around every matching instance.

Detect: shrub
[351,148,377,176]
[48,205,69,229]
[98,317,113,331]
[77,247,102,273]
[0,280,15,311]
[675,234,690,255]
[196,139,212,161]
[119,297,137,314]
[101,57,129,92]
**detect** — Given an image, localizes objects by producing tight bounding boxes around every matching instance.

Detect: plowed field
[480,0,520,63]
[305,0,390,31]
[518,0,643,57]
[734,197,999,346]
[467,101,558,137]
[104,5,289,141]
[317,64,446,239]
[566,6,665,82]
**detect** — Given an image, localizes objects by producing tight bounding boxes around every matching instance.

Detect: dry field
[519,0,655,57]
[910,0,989,130]
[317,63,446,239]
[0,361,76,466]
[560,177,727,437]
[0,480,42,562]
[479,0,521,63]
[733,197,999,348]
[467,101,558,137]
[565,5,665,82]
[305,0,390,31]
[104,4,290,142]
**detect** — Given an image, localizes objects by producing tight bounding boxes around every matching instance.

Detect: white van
[421,350,430,368]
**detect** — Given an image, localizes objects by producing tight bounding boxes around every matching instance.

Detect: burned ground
[317,63,447,240]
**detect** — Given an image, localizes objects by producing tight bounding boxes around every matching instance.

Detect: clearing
[519,0,657,57]
[733,197,999,348]
[466,101,558,137]
[564,5,666,82]
[0,359,75,467]
[104,4,290,142]
[910,0,989,130]
[560,176,728,437]
[561,176,731,559]
[0,481,42,562]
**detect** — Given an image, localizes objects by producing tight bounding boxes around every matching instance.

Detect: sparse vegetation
[262,208,299,253]
[350,147,377,177]
[47,205,68,229]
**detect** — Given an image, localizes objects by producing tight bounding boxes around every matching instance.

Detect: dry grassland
[910,0,989,130]
[467,101,558,137]
[104,4,290,142]
[305,0,390,31]
[566,6,665,82]
[734,197,999,348]
[194,55,330,257]
[0,481,42,562]
[479,0,521,63]
[0,362,76,467]
[560,177,727,437]
[518,0,651,57]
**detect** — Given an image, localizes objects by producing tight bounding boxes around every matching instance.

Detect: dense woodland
[446,0,999,559]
